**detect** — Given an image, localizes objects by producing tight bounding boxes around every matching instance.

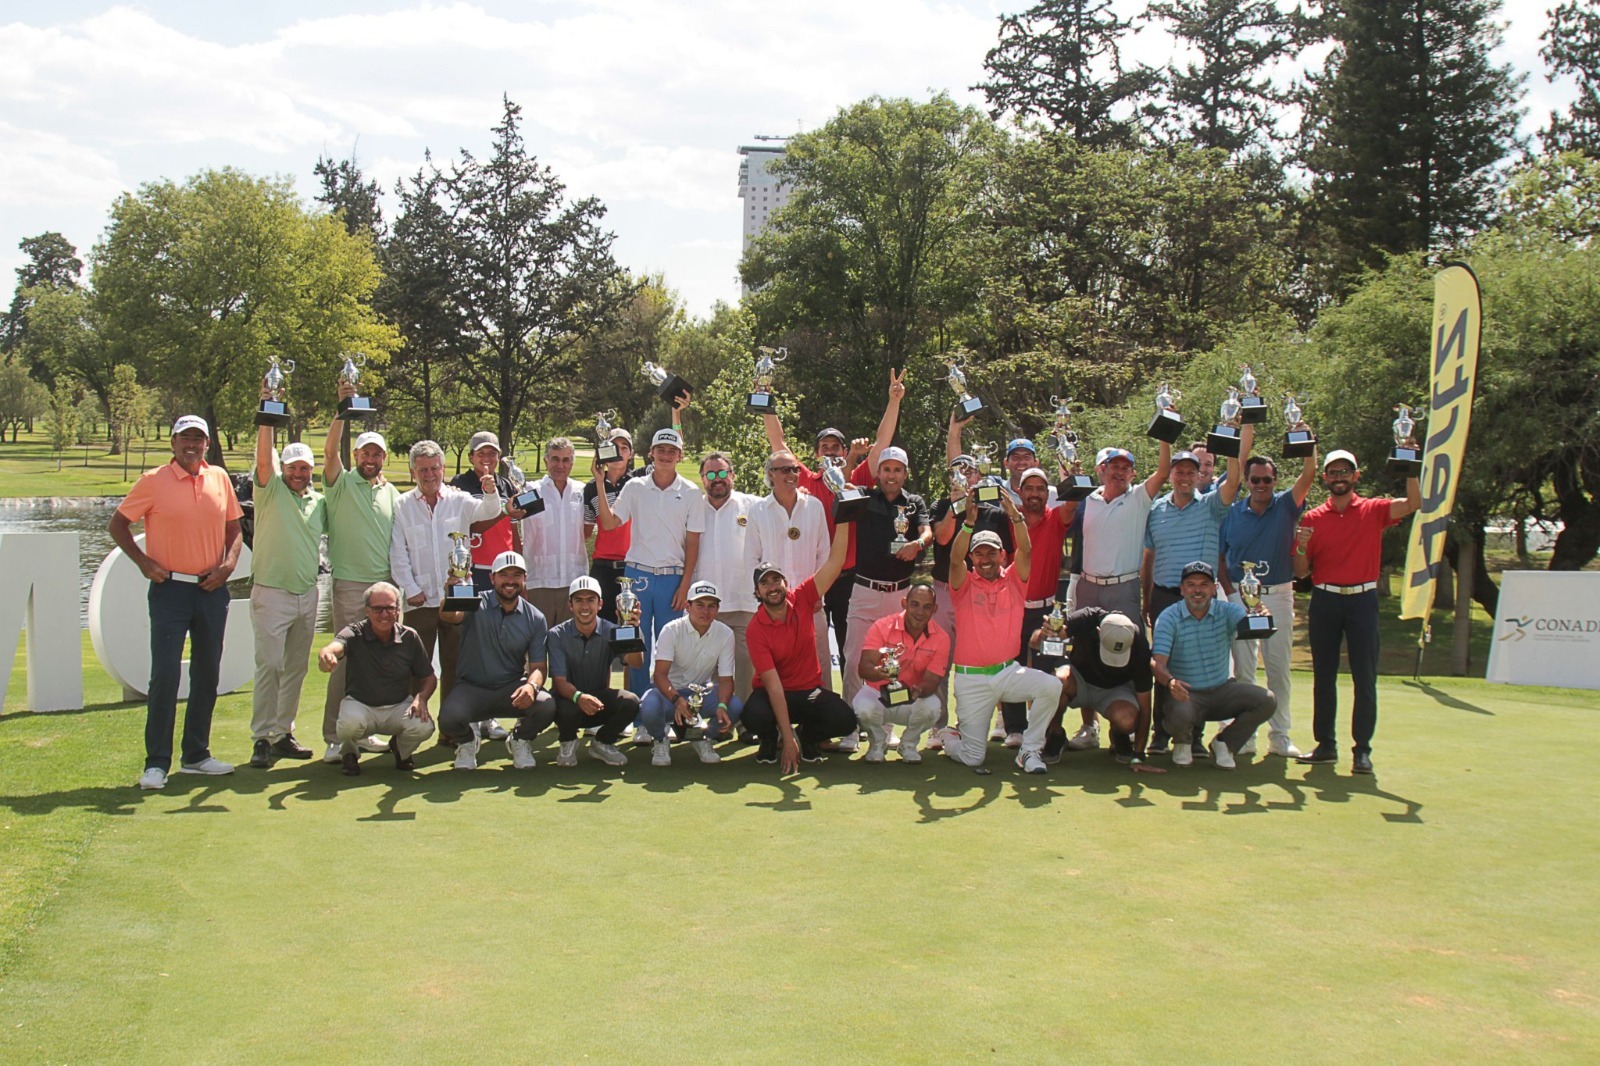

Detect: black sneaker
[270,733,313,760]
[1192,740,1209,759]
[1042,730,1067,765]
[800,739,825,763]
[390,737,416,772]
[340,752,361,776]
[1296,743,1338,765]
[249,738,272,768]
[1352,751,1374,774]
[756,738,778,764]
[1110,730,1135,763]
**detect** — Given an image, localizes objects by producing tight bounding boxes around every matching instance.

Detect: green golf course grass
[2,634,1597,1063]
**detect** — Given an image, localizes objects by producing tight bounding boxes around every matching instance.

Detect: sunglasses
[703,469,732,480]
[1325,468,1355,478]
[368,604,400,613]
[770,465,801,475]
[1249,475,1276,485]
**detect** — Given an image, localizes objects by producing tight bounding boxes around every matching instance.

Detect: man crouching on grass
[318,582,436,776]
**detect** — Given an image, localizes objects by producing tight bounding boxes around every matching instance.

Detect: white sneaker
[480,719,509,741]
[690,738,721,764]
[590,740,628,766]
[864,736,887,763]
[988,721,1005,742]
[1003,732,1023,749]
[1238,735,1257,756]
[138,767,167,790]
[1017,749,1047,774]
[884,728,899,749]
[632,729,654,746]
[1267,737,1302,758]
[925,731,944,750]
[357,736,390,753]
[508,737,536,769]
[897,737,923,764]
[837,732,859,753]
[651,739,672,767]
[178,756,234,776]
[1172,743,1193,767]
[1211,739,1236,770]
[322,743,342,764]
[454,739,478,770]
[556,739,579,767]
[1066,724,1100,751]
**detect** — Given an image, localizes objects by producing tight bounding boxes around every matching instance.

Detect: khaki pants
[337,697,436,758]
[322,578,374,744]
[718,609,755,699]
[250,583,318,742]
[405,606,461,701]
[525,586,574,628]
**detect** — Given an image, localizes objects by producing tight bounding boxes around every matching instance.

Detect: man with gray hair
[389,439,504,703]
[318,581,437,776]
[519,436,588,628]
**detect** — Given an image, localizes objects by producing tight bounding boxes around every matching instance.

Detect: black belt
[1154,584,1181,596]
[592,559,626,570]
[855,575,909,594]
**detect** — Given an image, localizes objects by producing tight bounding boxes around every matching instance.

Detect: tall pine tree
[1540,0,1600,156]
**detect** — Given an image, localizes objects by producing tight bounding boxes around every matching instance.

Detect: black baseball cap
[1180,561,1216,581]
[815,428,847,447]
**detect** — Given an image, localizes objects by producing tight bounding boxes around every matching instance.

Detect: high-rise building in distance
[738,141,790,258]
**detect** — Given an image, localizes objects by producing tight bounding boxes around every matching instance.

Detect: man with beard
[520,437,588,628]
[940,492,1061,773]
[438,552,557,770]
[318,581,436,776]
[246,406,326,769]
[1292,450,1420,773]
[319,381,403,763]
[747,449,832,693]
[1151,562,1277,769]
[584,427,638,622]
[852,583,948,763]
[744,522,856,774]
[450,431,525,593]
[548,576,646,768]
[692,452,759,699]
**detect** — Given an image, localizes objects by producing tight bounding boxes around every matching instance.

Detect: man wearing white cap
[1036,607,1161,769]
[547,574,645,767]
[389,439,504,706]
[691,452,759,699]
[940,492,1061,773]
[520,436,587,627]
[110,415,243,789]
[246,400,326,769]
[438,552,557,769]
[592,427,705,705]
[853,582,948,762]
[640,580,738,765]
[320,380,403,762]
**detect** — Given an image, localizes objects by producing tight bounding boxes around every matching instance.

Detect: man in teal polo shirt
[318,380,402,763]
[1150,561,1277,769]
[248,413,327,768]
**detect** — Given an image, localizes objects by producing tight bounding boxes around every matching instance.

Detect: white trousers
[850,687,939,748]
[337,696,436,758]
[1228,584,1294,742]
[250,583,319,741]
[844,583,906,704]
[948,662,1060,766]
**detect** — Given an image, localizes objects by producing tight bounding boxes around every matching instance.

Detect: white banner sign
[1486,571,1600,691]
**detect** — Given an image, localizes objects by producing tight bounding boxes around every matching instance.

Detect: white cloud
[0,122,124,208]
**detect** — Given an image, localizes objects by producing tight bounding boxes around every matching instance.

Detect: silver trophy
[947,355,985,419]
[1207,387,1244,459]
[679,681,714,733]
[610,576,648,654]
[822,455,870,523]
[888,506,911,554]
[1049,396,1095,501]
[255,356,294,428]
[878,642,911,707]
[1236,364,1268,424]
[948,455,975,500]
[336,352,376,419]
[1389,403,1423,476]
[642,360,692,403]
[747,346,786,413]
[595,409,621,464]
[503,454,544,515]
[1236,561,1276,639]
[442,531,482,611]
[1282,392,1317,459]
[1147,380,1186,442]
[1040,600,1068,658]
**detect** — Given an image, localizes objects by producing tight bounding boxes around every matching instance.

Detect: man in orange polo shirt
[110,415,244,790]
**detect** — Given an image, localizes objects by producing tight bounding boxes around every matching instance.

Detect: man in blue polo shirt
[1151,562,1277,769]
[1217,447,1317,758]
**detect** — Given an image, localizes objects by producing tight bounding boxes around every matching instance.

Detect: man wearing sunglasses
[748,449,832,693]
[1291,449,1420,773]
[691,452,760,699]
[1215,440,1319,759]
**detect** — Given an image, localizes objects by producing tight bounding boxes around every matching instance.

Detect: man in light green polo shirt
[318,378,403,763]
[249,411,327,769]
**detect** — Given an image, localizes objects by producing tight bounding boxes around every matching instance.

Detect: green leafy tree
[570,274,686,440]
[314,152,386,240]
[44,380,78,466]
[1540,1,1600,155]
[3,232,82,360]
[15,285,118,418]
[0,362,48,443]
[1498,151,1600,245]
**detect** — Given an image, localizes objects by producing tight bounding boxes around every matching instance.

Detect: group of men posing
[113,371,1420,790]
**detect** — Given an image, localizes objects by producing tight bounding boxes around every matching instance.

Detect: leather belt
[1315,581,1377,595]
[1024,598,1052,609]
[855,575,909,594]
[1083,571,1139,586]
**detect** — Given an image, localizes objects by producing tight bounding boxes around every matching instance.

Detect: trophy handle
[468,533,482,550]
[281,359,296,374]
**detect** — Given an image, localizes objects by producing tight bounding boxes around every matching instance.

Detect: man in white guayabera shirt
[519,436,589,628]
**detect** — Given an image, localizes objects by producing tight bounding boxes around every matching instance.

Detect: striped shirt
[1144,489,1228,588]
[1152,598,1247,690]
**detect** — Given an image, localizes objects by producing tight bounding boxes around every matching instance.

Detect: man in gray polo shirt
[438,551,556,770]
[318,581,437,776]
[548,575,645,767]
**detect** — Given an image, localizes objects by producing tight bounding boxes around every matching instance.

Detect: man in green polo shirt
[249,411,327,768]
[318,378,403,763]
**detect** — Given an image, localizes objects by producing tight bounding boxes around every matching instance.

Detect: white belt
[166,571,201,584]
[1083,571,1139,586]
[1315,581,1376,595]
[627,563,684,576]
[1024,598,1053,609]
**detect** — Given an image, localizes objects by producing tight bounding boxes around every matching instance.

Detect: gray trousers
[1075,576,1142,625]
[321,578,373,744]
[1162,680,1277,753]
[438,680,556,745]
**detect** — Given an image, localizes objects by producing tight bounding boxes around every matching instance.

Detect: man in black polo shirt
[318,581,437,776]
[548,575,645,768]
[841,445,931,714]
[1035,606,1163,771]
[438,551,557,770]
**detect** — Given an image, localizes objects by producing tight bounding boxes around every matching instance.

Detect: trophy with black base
[1039,600,1069,659]
[255,356,294,428]
[442,532,483,612]
[888,506,911,554]
[1206,388,1245,459]
[970,442,1004,504]
[1282,392,1318,459]
[1146,381,1186,443]
[1235,562,1276,640]
[594,410,620,465]
[336,353,377,420]
[1388,404,1424,476]
[1236,365,1268,425]
[642,361,693,405]
[822,456,871,523]
[877,643,911,708]
[503,454,544,516]
[947,356,986,420]
[747,346,786,413]
[609,577,647,655]
[1049,397,1095,501]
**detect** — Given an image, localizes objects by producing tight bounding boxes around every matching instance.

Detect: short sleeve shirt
[852,489,929,583]
[1218,489,1306,585]
[548,617,622,694]
[859,612,950,692]
[1081,485,1154,578]
[653,615,736,689]
[1145,489,1229,588]
[1064,607,1153,692]
[931,497,1012,583]
[251,475,326,594]
[1023,505,1070,601]
[324,471,401,583]
[117,460,243,575]
[1152,599,1246,690]
[1301,494,1402,586]
[337,619,434,707]
[450,470,516,566]
[747,578,824,690]
[584,467,637,561]
[951,565,1027,667]
[454,591,548,689]
[612,472,706,569]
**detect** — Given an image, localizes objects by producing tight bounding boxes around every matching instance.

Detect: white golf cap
[1098,612,1138,668]
[280,442,315,466]
[1018,466,1049,486]
[568,575,603,598]
[1323,448,1359,471]
[353,431,387,452]
[687,580,721,602]
[490,551,527,574]
[879,446,909,466]
[171,415,209,437]
[652,428,684,449]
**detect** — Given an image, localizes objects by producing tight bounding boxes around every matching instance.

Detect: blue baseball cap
[1006,438,1036,457]
[1096,447,1135,466]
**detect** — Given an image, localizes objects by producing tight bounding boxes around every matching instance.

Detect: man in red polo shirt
[110,415,244,790]
[852,583,950,763]
[744,522,853,774]
[1292,448,1420,773]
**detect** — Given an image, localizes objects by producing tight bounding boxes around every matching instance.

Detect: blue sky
[0,1,1577,317]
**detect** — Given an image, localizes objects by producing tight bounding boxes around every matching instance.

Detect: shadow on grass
[0,700,143,724]
[1402,680,1494,716]
[0,738,1424,825]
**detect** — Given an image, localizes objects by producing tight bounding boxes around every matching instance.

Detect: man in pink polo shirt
[852,583,950,763]
[110,415,244,790]
[941,489,1062,773]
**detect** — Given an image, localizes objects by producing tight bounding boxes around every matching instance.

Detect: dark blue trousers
[146,580,230,771]
[1308,588,1379,755]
